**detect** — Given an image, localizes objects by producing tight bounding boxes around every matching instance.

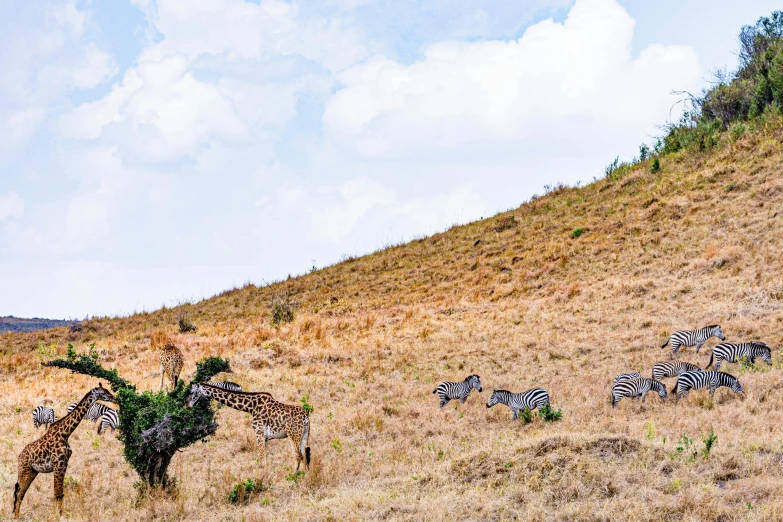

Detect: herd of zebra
[612,325,772,406]
[432,325,774,417]
[30,381,243,434]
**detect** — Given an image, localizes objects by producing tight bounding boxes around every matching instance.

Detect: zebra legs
[512,409,519,420]
[695,343,704,354]
[439,398,449,408]
[670,343,680,360]
[460,396,467,405]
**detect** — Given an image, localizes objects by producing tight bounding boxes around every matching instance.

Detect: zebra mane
[751,341,769,348]
[718,371,739,382]
[492,389,512,394]
[465,374,479,381]
[707,324,721,329]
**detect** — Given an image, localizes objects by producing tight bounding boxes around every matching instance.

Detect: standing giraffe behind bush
[13,383,115,518]
[185,383,311,471]
[158,337,184,391]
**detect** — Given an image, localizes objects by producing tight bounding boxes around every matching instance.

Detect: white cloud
[4,107,45,145]
[0,192,24,221]
[311,178,397,242]
[323,0,702,158]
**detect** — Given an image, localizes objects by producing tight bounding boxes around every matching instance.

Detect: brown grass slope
[2,127,783,521]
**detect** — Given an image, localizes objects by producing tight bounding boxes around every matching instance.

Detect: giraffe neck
[50,390,94,439]
[201,386,259,413]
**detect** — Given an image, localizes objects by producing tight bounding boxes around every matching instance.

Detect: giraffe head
[91,383,115,404]
[185,383,208,409]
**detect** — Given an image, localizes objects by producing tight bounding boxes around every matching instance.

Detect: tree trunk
[143,452,174,487]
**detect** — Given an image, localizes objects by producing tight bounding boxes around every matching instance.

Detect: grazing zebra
[433,375,482,408]
[98,409,120,434]
[613,372,643,384]
[661,325,725,359]
[68,402,116,425]
[32,406,56,429]
[651,360,703,381]
[611,377,667,407]
[486,388,550,419]
[204,381,243,392]
[673,371,743,403]
[707,341,772,371]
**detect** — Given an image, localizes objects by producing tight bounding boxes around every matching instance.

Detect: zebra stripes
[433,375,482,408]
[613,372,643,384]
[32,406,56,429]
[661,325,725,359]
[673,371,743,403]
[707,342,772,371]
[486,388,550,419]
[611,377,667,407]
[651,360,703,381]
[204,381,243,392]
[68,402,117,426]
[98,409,120,434]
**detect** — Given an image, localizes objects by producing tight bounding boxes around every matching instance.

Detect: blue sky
[0,0,779,319]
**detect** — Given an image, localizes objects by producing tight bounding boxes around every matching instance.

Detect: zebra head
[754,342,772,365]
[185,383,208,409]
[486,390,504,408]
[712,325,726,341]
[653,381,668,401]
[467,375,482,392]
[731,378,744,395]
[91,383,115,404]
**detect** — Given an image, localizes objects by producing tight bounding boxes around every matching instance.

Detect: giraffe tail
[305,447,311,467]
[301,418,311,468]
[13,482,18,512]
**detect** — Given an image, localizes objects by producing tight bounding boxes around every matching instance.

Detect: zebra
[651,360,703,381]
[486,388,550,419]
[611,377,667,407]
[433,375,482,408]
[203,381,243,392]
[661,325,725,359]
[613,372,643,384]
[98,409,120,434]
[673,371,743,403]
[68,402,116,425]
[706,341,772,371]
[32,406,56,429]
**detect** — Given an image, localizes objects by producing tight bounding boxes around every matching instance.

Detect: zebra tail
[705,352,714,369]
[661,339,669,348]
[432,389,437,394]
[671,380,679,395]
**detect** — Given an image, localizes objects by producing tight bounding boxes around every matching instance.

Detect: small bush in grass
[286,470,305,483]
[702,429,718,459]
[572,228,584,239]
[538,404,562,422]
[177,311,197,333]
[270,293,296,326]
[300,394,314,415]
[650,158,661,173]
[519,408,534,424]
[228,478,269,504]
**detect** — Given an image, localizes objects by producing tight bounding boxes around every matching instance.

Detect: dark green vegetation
[0,316,72,333]
[44,345,231,486]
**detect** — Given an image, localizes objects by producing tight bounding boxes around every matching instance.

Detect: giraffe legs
[160,363,165,391]
[53,464,66,516]
[13,468,38,518]
[291,437,303,471]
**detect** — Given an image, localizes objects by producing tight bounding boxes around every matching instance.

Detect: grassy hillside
[3,122,783,521]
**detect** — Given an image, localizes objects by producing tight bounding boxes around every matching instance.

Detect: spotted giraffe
[13,383,115,518]
[159,339,184,391]
[185,383,311,471]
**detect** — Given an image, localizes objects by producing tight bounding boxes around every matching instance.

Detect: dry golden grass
[3,126,783,521]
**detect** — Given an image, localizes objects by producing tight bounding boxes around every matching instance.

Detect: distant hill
[0,316,73,333]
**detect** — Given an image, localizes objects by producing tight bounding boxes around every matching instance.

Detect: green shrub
[572,228,584,239]
[650,158,661,173]
[177,311,197,333]
[702,429,718,459]
[271,293,296,326]
[300,394,314,415]
[538,404,562,422]
[228,478,270,504]
[45,345,231,487]
[519,408,534,424]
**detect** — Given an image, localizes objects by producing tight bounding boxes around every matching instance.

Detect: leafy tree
[44,344,231,486]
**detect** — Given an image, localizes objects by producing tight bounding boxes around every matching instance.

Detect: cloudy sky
[1,0,779,319]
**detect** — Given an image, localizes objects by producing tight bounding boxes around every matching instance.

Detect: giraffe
[159,338,184,391]
[13,383,115,518]
[185,383,311,471]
